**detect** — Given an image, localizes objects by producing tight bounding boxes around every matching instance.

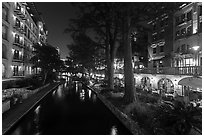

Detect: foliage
[68,33,104,72]
[151,101,202,135]
[30,43,64,84]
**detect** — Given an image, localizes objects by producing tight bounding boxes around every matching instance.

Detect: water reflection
[110,125,118,135]
[79,89,85,101]
[8,82,131,135]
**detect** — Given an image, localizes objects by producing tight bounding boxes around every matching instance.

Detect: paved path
[2,82,61,135]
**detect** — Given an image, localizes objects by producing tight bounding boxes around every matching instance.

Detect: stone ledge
[86,85,143,135]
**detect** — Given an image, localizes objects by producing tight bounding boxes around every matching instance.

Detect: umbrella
[178,77,202,89]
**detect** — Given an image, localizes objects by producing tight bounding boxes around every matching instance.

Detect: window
[187,10,192,21]
[185,58,194,66]
[15,18,20,27]
[13,65,19,76]
[13,50,19,60]
[152,23,156,30]
[2,44,7,59]
[14,34,20,43]
[159,60,163,67]
[181,14,185,23]
[176,30,180,39]
[176,16,180,25]
[153,48,156,54]
[160,46,164,53]
[181,28,186,36]
[159,31,165,39]
[164,17,168,26]
[16,3,21,10]
[152,34,157,41]
[160,20,164,28]
[187,25,192,35]
[198,5,202,16]
[2,4,9,22]
[2,25,8,40]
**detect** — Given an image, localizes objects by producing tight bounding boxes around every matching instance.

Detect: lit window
[181,28,186,35]
[181,14,185,23]
[14,34,21,44]
[15,18,20,27]
[16,3,21,10]
[185,58,194,66]
[176,30,180,38]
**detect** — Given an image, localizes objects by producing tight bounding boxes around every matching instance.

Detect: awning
[178,77,202,89]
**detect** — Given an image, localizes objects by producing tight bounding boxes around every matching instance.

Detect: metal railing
[115,66,202,76]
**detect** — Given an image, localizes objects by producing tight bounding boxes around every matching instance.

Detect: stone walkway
[2,82,61,135]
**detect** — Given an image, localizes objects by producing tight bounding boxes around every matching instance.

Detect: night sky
[35,2,77,59]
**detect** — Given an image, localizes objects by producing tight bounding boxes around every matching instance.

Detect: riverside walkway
[2,82,61,135]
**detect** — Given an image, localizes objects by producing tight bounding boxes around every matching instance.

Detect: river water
[7,82,131,135]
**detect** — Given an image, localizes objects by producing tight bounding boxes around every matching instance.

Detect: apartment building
[147,12,174,69]
[172,2,202,69]
[2,2,47,79]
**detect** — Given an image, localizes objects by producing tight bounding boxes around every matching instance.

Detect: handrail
[115,66,202,76]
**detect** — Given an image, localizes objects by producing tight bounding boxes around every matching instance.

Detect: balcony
[12,56,24,62]
[13,41,23,48]
[134,66,202,76]
[115,66,202,76]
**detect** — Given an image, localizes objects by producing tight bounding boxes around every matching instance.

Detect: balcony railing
[134,66,202,76]
[115,66,202,76]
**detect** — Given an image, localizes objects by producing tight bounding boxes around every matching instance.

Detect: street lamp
[192,46,199,51]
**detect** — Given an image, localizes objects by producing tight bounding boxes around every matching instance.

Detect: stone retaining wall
[86,86,143,135]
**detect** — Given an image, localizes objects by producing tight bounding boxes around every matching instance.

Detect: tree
[67,32,104,76]
[65,3,122,89]
[30,43,64,84]
[119,2,184,103]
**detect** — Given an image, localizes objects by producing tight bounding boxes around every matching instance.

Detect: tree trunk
[105,23,114,90]
[43,71,48,85]
[123,13,136,104]
[106,43,114,90]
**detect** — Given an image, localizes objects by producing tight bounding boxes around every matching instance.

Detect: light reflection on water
[110,125,118,135]
[8,82,131,135]
[79,89,85,101]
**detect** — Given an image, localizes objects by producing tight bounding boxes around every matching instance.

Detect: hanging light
[192,46,199,51]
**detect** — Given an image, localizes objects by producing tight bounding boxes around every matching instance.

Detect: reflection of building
[172,2,202,68]
[2,2,47,78]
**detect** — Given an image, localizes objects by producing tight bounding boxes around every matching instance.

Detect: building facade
[172,2,202,69]
[114,2,202,97]
[148,12,174,69]
[2,2,47,79]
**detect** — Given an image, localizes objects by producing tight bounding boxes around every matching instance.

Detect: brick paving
[2,82,61,135]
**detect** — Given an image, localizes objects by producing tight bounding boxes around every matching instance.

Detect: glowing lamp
[192,46,199,51]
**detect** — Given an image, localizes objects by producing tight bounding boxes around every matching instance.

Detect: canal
[6,82,131,135]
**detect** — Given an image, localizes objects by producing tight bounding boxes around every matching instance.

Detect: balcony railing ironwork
[115,66,202,76]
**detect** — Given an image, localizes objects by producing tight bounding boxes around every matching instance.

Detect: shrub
[124,101,155,131]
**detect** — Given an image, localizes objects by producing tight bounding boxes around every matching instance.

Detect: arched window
[158,78,174,94]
